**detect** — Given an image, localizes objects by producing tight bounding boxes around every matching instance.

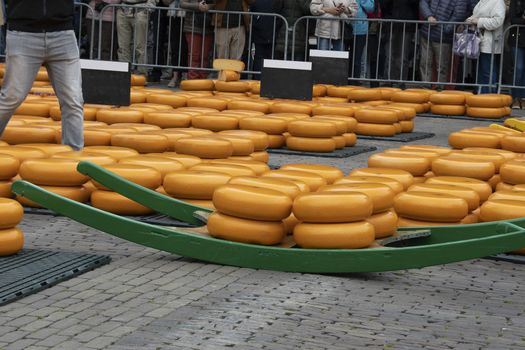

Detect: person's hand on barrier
[198,1,209,12]
[428,16,437,23]
[324,6,343,15]
[465,16,479,25]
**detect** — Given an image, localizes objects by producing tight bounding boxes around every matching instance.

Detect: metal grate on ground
[357,132,435,142]
[485,253,525,265]
[0,249,111,305]
[418,113,508,123]
[267,145,377,158]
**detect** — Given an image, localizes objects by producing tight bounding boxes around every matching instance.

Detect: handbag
[453,28,481,59]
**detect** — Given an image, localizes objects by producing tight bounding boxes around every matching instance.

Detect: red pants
[185,33,213,80]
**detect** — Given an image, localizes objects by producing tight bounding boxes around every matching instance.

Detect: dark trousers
[87,20,118,60]
[349,35,366,85]
[168,17,189,71]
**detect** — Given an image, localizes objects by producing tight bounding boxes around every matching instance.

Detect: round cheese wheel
[19,158,89,186]
[293,221,375,249]
[92,164,162,190]
[469,127,515,136]
[129,91,147,103]
[0,228,24,256]
[391,91,429,104]
[17,144,70,157]
[179,198,214,210]
[407,183,480,211]
[144,153,201,168]
[239,117,287,135]
[431,156,495,181]
[429,93,466,105]
[15,103,50,117]
[0,199,23,228]
[466,94,508,108]
[0,181,12,198]
[91,190,153,216]
[83,146,139,160]
[462,147,517,161]
[1,126,57,144]
[213,184,292,221]
[389,102,426,113]
[267,112,309,121]
[312,116,356,132]
[394,191,469,222]
[191,114,239,132]
[210,135,254,156]
[311,105,354,117]
[312,84,327,97]
[487,174,501,190]
[500,160,525,185]
[174,137,233,159]
[355,123,397,137]
[362,100,390,107]
[349,168,413,190]
[107,123,160,133]
[384,148,440,160]
[180,79,215,91]
[448,131,501,149]
[400,145,451,156]
[0,154,19,181]
[291,120,344,137]
[425,176,493,202]
[190,163,256,177]
[218,130,269,151]
[270,102,312,115]
[513,184,525,192]
[146,94,187,108]
[0,146,47,162]
[489,190,525,203]
[119,156,184,177]
[207,212,285,245]
[354,108,398,124]
[215,81,250,93]
[397,217,461,227]
[17,186,90,208]
[293,191,373,223]
[96,108,144,124]
[375,87,401,100]
[279,164,343,184]
[347,89,382,102]
[466,107,507,119]
[164,170,231,199]
[286,136,336,153]
[430,104,466,116]
[398,120,414,133]
[496,181,515,191]
[227,100,270,113]
[460,212,479,224]
[263,170,327,191]
[187,97,229,111]
[264,135,284,149]
[110,133,170,154]
[209,159,269,176]
[335,176,404,194]
[450,151,506,172]
[393,122,402,134]
[480,199,525,222]
[131,74,146,86]
[165,128,214,138]
[501,135,525,153]
[384,105,417,119]
[143,112,193,128]
[366,209,398,238]
[228,176,302,199]
[341,132,357,147]
[319,183,394,214]
[326,86,355,98]
[83,130,112,146]
[368,153,431,176]
[250,151,269,163]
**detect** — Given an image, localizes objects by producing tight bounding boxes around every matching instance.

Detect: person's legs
[45,30,84,150]
[215,28,228,59]
[198,34,213,78]
[349,35,365,85]
[478,53,492,93]
[0,31,44,134]
[432,41,451,84]
[117,9,133,64]
[511,47,525,99]
[133,10,149,74]
[230,26,245,60]
[318,37,330,50]
[419,35,433,83]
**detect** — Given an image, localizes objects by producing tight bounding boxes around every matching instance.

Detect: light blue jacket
[351,0,374,35]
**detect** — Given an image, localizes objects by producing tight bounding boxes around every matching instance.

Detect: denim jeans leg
[511,47,525,98]
[318,37,329,50]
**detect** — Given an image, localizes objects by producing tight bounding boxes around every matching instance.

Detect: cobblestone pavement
[1,116,525,350]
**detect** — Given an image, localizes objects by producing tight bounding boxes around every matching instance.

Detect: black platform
[418,113,508,123]
[24,207,194,227]
[485,253,525,265]
[267,145,377,158]
[357,132,435,142]
[0,249,110,305]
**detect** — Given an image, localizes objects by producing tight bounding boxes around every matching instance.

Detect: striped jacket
[419,0,468,43]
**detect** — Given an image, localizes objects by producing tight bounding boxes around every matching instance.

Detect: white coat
[473,0,507,54]
[310,0,357,40]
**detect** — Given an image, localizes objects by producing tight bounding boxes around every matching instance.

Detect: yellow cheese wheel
[293,221,375,249]
[397,217,461,227]
[91,190,153,216]
[108,123,160,133]
[250,151,270,163]
[129,91,147,103]
[489,190,525,203]
[0,228,24,256]
[0,199,23,228]
[227,100,270,113]
[430,104,466,116]
[52,151,116,165]
[218,130,269,151]
[384,105,417,119]
[164,128,214,137]
[0,154,19,180]
[268,135,286,149]
[469,127,515,136]
[207,212,285,245]
[335,176,404,194]
[495,181,512,192]
[394,191,469,222]
[293,191,373,223]
[208,135,254,156]
[466,94,508,108]
[143,112,193,128]
[263,170,327,191]
[146,94,187,108]
[407,183,480,211]
[347,89,382,102]
[190,163,256,177]
[448,131,501,149]
[239,117,287,135]
[110,133,170,154]
[319,183,394,214]
[270,102,312,115]
[354,108,398,124]
[384,148,440,160]
[17,144,70,156]
[366,209,398,238]
[466,107,508,119]
[180,79,215,91]
[501,135,525,153]
[174,137,233,159]
[399,120,414,133]
[145,153,202,168]
[187,97,229,111]
[83,130,112,146]
[393,122,402,134]
[312,116,356,132]
[163,170,231,199]
[400,144,451,156]
[349,168,414,190]
[0,146,47,162]
[17,186,89,208]
[220,110,265,118]
[312,84,327,97]
[19,158,88,186]
[286,136,336,153]
[191,114,239,131]
[480,199,525,222]
[15,103,50,117]
[119,156,184,177]
[500,160,525,185]
[326,85,356,98]
[355,123,397,137]
[228,176,302,199]
[311,105,354,117]
[431,156,495,181]
[425,176,493,202]
[460,212,479,224]
[429,93,466,105]
[218,70,241,82]
[341,132,356,147]
[213,184,292,221]
[82,146,138,160]
[280,164,343,184]
[215,81,250,93]
[391,91,429,104]
[513,184,525,192]
[487,174,501,190]
[92,164,162,190]
[375,87,401,100]
[283,213,300,235]
[96,108,144,124]
[182,199,215,210]
[368,153,431,176]
[462,147,517,161]
[288,120,341,138]
[1,126,57,144]
[389,102,426,113]
[0,181,13,198]
[131,74,146,86]
[209,159,269,176]
[449,151,506,172]
[176,106,218,114]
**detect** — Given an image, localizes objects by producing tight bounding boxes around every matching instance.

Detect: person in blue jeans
[349,0,374,84]
[509,0,525,108]
[0,0,84,150]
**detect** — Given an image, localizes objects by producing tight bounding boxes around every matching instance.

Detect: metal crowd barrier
[498,24,525,97]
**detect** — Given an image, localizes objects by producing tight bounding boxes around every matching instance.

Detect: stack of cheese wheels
[466,94,512,119]
[90,164,162,216]
[0,199,24,256]
[448,126,518,149]
[498,160,525,191]
[286,119,345,152]
[17,158,91,208]
[208,184,292,245]
[445,149,507,189]
[311,115,357,147]
[174,136,234,159]
[239,116,288,149]
[501,134,525,153]
[318,182,397,238]
[292,191,375,249]
[368,152,432,179]
[0,154,20,198]
[431,154,497,184]
[163,170,233,209]
[218,130,270,162]
[429,91,468,116]
[354,107,400,137]
[348,168,414,191]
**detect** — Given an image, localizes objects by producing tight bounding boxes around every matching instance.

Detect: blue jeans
[511,47,525,99]
[0,30,84,150]
[318,37,344,51]
[478,52,500,94]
